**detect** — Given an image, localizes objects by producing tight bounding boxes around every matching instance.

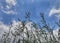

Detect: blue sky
[0,0,60,27]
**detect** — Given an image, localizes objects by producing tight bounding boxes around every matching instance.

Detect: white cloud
[0,21,9,38]
[2,10,17,14]
[0,0,17,15]
[6,0,17,6]
[6,5,11,9]
[0,21,9,32]
[49,8,60,16]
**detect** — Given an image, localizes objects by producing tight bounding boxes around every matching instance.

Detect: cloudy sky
[0,0,60,38]
[0,0,60,26]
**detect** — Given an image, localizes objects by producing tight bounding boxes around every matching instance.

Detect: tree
[1,12,59,43]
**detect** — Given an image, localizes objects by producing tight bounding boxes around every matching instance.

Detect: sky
[0,0,60,26]
[0,0,60,38]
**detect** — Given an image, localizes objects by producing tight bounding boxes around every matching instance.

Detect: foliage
[0,12,60,43]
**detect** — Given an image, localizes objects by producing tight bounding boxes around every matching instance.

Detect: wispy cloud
[49,8,60,19]
[2,10,17,14]
[0,0,17,15]
[49,8,60,16]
